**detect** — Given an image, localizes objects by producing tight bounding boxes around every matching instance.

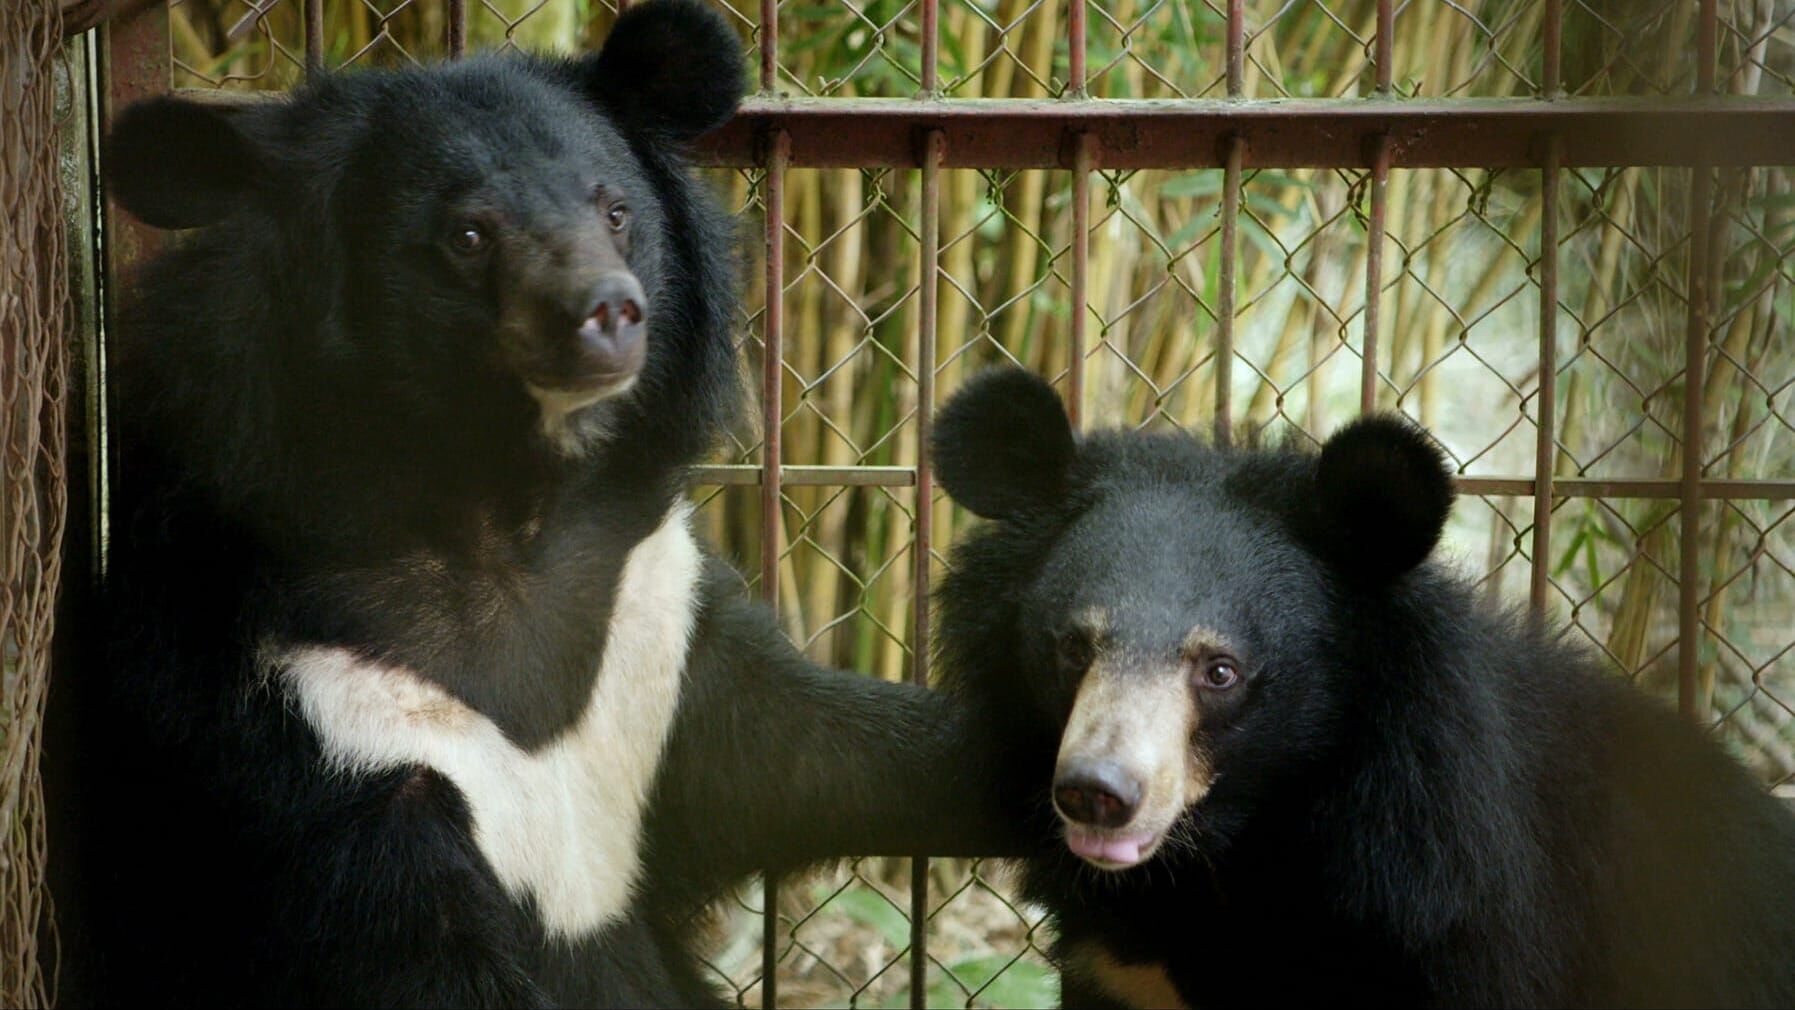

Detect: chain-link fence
[74,1,1795,1007]
[2,2,78,1005]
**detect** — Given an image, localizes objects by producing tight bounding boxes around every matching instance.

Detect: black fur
[1313,413,1455,584]
[933,366,1078,521]
[53,5,1017,1005]
[935,368,1795,1008]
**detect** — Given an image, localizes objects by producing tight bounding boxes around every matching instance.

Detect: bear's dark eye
[1056,630,1094,673]
[606,205,630,232]
[1198,658,1240,691]
[449,222,487,255]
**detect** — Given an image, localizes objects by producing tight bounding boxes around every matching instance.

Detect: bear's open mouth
[1063,825,1163,870]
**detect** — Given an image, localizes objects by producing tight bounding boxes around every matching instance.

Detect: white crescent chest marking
[276,502,701,939]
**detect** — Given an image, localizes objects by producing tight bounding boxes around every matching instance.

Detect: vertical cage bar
[1216,135,1243,444]
[759,130,790,1007]
[921,0,938,94]
[1374,0,1393,94]
[304,0,323,75]
[759,0,778,93]
[1226,0,1244,97]
[1069,0,1086,96]
[1542,0,1562,97]
[102,0,171,283]
[909,128,945,1010]
[1680,165,1713,722]
[1698,0,1717,92]
[1531,134,1561,613]
[1069,134,1093,428]
[1062,0,1091,426]
[1362,137,1390,415]
[1679,0,1718,721]
[448,0,466,59]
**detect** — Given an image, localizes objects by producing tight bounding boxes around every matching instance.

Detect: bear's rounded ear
[581,0,745,142]
[1313,414,1455,583]
[934,368,1077,521]
[105,95,265,230]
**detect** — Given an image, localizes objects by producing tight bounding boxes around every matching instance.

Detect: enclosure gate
[79,0,1795,1006]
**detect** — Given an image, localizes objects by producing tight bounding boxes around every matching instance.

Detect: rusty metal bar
[1216,135,1242,443]
[691,464,917,486]
[759,0,778,93]
[1699,0,1718,93]
[304,0,323,75]
[448,0,466,60]
[909,127,945,1010]
[1531,134,1561,613]
[1374,0,1393,95]
[1542,0,1562,97]
[759,129,790,1008]
[1458,477,1795,500]
[921,0,938,95]
[1218,0,1243,440]
[688,467,1795,499]
[690,97,1795,170]
[1068,0,1086,97]
[182,89,1795,170]
[1680,0,1720,722]
[102,0,170,285]
[1361,135,1389,414]
[1226,0,1243,96]
[1069,133,1094,428]
[688,469,1795,500]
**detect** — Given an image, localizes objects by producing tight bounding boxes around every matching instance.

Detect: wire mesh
[2,2,76,1005]
[69,0,1795,1006]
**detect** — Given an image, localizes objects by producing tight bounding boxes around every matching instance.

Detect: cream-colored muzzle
[1054,658,1211,868]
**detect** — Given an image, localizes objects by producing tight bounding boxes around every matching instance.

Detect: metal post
[760,0,778,94]
[1680,0,1719,721]
[448,0,466,60]
[1069,0,1086,98]
[1374,0,1393,95]
[921,0,938,95]
[1362,136,1390,414]
[305,0,323,75]
[1542,0,1562,98]
[101,0,169,281]
[759,129,790,1008]
[1069,133,1093,428]
[1226,0,1243,97]
[908,127,945,1010]
[1531,134,1561,613]
[1216,135,1242,444]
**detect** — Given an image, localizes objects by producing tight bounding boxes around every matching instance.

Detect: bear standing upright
[933,368,1795,1008]
[55,4,1018,1005]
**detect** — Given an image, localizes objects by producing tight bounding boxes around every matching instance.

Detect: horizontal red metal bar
[693,96,1795,170]
[690,466,1795,501]
[1455,477,1795,500]
[691,464,916,487]
[170,90,1795,169]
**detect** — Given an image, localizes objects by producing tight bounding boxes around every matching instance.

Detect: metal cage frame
[86,1,1795,1006]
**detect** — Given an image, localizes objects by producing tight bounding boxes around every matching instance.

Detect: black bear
[55,3,1015,1005]
[932,367,1795,1008]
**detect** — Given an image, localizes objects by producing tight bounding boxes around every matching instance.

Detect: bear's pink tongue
[1065,827,1155,867]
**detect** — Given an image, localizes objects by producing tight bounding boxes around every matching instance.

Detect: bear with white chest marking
[933,368,1795,1008]
[52,4,1019,1005]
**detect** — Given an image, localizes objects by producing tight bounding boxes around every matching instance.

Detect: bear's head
[934,369,1455,872]
[105,0,743,468]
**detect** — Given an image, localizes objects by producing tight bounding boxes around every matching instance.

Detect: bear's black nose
[584,272,646,335]
[1053,761,1142,829]
[575,272,648,377]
